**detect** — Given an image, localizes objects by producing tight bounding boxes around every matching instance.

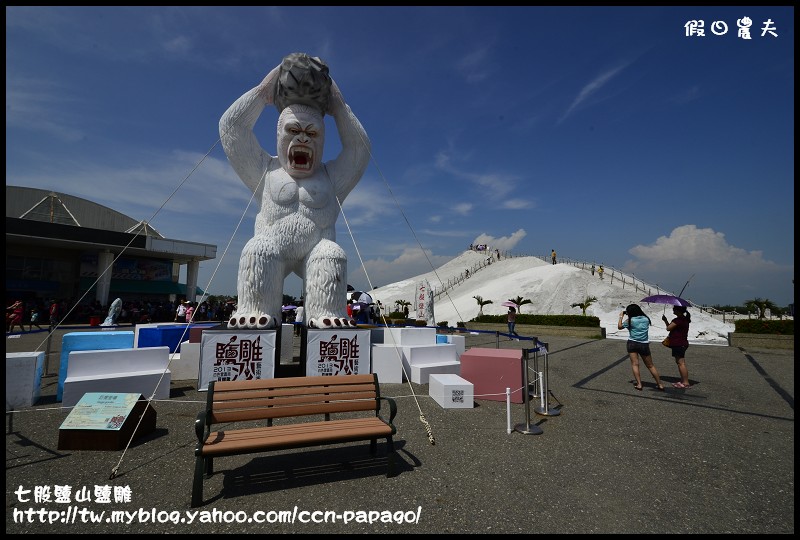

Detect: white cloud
[354,247,452,291]
[453,203,474,215]
[627,225,767,268]
[6,76,86,142]
[456,47,491,83]
[624,225,792,304]
[559,63,627,124]
[472,229,527,252]
[340,181,397,226]
[502,198,534,210]
[434,150,532,208]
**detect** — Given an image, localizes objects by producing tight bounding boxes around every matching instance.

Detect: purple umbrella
[640,295,691,307]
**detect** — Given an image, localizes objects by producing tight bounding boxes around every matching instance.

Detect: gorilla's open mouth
[289,145,313,170]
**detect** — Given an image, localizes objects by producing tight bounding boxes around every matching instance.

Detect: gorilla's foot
[227,313,278,329]
[308,317,358,329]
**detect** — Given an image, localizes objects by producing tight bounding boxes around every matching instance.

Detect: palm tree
[745,298,779,319]
[570,295,598,316]
[395,299,412,316]
[473,295,493,316]
[508,296,532,313]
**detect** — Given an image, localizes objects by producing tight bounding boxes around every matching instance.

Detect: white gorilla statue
[219,53,370,330]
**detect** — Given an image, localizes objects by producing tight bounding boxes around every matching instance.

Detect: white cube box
[6,352,46,410]
[442,334,466,358]
[429,373,474,409]
[371,344,405,384]
[403,343,456,366]
[173,342,201,381]
[385,327,437,346]
[412,361,461,385]
[62,347,171,409]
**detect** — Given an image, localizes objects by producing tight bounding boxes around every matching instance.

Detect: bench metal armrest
[378,396,398,424]
[195,410,210,443]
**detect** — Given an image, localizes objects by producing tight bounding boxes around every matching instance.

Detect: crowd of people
[7,298,62,333]
[6,296,238,333]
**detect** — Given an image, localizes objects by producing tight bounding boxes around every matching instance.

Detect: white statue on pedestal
[101,297,122,327]
[220,53,370,330]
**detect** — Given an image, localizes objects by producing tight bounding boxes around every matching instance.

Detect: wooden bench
[192,373,397,507]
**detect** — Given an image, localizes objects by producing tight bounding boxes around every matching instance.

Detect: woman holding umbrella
[507,306,519,338]
[663,307,692,389]
[618,304,665,391]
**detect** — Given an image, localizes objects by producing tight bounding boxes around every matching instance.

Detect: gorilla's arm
[219,66,281,195]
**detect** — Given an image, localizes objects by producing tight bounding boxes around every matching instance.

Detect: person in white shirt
[294,304,304,336]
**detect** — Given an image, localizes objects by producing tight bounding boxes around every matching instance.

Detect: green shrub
[438,321,449,328]
[472,313,601,327]
[734,319,794,335]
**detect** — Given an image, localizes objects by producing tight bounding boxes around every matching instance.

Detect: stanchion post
[530,341,541,398]
[45,331,54,376]
[514,347,543,435]
[534,343,560,417]
[506,388,512,435]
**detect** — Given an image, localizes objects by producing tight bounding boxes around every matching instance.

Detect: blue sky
[6,6,794,307]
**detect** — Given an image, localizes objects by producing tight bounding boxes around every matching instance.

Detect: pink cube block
[460,348,523,403]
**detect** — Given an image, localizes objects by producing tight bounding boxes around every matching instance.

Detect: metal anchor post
[514,346,543,435]
[534,343,560,416]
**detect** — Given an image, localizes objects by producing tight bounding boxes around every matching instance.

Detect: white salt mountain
[367,250,734,346]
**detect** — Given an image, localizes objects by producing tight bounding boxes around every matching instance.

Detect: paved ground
[5,326,794,534]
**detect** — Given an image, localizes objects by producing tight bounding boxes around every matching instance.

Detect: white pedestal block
[403,343,456,365]
[62,347,171,409]
[58,331,135,402]
[6,352,45,410]
[401,344,459,383]
[386,327,437,346]
[437,334,466,357]
[430,374,474,409]
[370,330,460,384]
[411,361,461,385]
[172,342,201,380]
[370,344,405,384]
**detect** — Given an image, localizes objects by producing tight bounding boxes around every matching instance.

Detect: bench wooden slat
[212,374,375,392]
[211,399,377,423]
[201,417,393,456]
[212,383,377,403]
[211,390,377,411]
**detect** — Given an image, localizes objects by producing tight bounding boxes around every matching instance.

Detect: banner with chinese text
[198,330,276,391]
[415,280,435,325]
[306,329,371,377]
